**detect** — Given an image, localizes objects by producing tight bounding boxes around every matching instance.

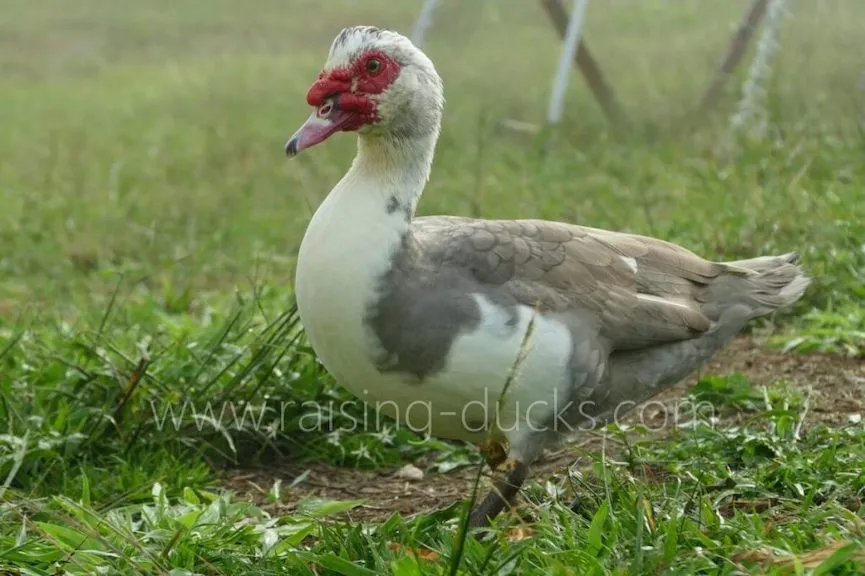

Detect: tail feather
[704,252,811,319]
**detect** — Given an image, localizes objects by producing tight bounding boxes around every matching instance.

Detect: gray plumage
[366,216,808,430]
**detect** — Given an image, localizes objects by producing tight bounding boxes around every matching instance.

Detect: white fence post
[412,0,441,48]
[546,0,590,125]
[730,0,792,136]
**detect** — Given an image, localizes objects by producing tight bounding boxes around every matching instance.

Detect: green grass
[1,0,864,573]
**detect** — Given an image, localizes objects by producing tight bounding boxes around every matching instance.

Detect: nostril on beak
[316,95,341,118]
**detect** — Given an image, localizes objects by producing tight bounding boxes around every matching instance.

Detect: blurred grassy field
[1,1,864,574]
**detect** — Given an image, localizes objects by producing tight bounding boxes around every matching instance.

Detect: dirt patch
[219,336,864,523]
[702,335,864,427]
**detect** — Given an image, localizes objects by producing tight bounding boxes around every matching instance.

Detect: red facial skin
[285,50,402,156]
[306,49,402,131]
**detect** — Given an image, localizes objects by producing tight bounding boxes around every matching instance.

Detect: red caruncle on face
[305,50,402,130]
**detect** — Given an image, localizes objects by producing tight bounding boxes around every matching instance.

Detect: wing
[411,216,735,350]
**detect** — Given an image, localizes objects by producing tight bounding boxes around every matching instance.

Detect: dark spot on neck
[385,195,400,214]
[385,195,413,223]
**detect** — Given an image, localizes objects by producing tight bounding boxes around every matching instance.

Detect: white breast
[295,168,402,390]
[295,149,574,452]
[297,188,574,444]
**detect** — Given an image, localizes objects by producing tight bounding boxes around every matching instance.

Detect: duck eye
[366,58,382,74]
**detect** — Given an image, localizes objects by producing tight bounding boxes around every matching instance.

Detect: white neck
[348,132,438,218]
[294,131,439,356]
[297,132,438,266]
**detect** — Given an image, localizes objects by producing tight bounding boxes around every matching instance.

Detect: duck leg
[467,458,530,529]
[477,438,508,469]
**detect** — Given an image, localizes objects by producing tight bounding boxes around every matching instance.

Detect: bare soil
[219,336,864,523]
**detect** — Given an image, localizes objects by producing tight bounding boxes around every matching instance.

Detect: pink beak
[285,102,356,157]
